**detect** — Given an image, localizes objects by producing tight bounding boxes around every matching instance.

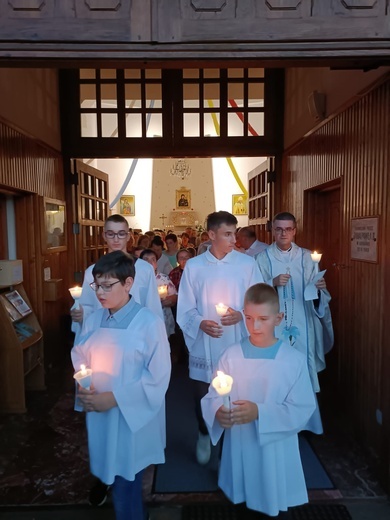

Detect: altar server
[201,283,316,517]
[72,251,171,520]
[71,214,163,342]
[177,210,263,465]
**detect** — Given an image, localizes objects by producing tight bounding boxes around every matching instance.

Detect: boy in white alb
[71,214,163,343]
[201,283,316,517]
[72,251,171,520]
[177,211,263,465]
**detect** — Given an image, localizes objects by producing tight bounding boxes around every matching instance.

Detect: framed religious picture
[232,194,248,215]
[120,195,135,216]
[176,189,191,209]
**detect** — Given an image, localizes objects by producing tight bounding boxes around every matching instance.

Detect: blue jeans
[111,472,144,520]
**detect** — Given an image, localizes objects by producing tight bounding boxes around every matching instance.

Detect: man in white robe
[72,251,171,519]
[201,282,316,517]
[71,214,163,343]
[177,211,263,464]
[236,226,268,258]
[256,212,334,433]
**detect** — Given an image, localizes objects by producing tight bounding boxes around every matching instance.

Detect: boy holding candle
[256,212,334,433]
[201,283,316,518]
[70,214,163,342]
[177,211,263,465]
[71,250,171,520]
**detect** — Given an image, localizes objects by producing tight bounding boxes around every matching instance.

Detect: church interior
[0,4,390,518]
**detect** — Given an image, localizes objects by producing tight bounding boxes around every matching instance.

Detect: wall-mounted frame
[43,198,67,253]
[232,194,248,215]
[119,195,135,216]
[176,189,191,209]
[351,216,379,263]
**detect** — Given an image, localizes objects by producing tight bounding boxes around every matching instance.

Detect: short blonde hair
[244,283,280,313]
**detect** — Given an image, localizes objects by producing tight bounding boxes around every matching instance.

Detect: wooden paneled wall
[281,80,390,489]
[0,118,72,369]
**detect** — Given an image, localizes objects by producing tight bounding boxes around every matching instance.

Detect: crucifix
[159,213,167,227]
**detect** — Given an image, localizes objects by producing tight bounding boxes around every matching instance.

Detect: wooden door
[72,160,109,282]
[304,182,341,400]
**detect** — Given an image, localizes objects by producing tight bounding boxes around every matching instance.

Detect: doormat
[291,504,352,520]
[181,503,240,520]
[181,503,352,520]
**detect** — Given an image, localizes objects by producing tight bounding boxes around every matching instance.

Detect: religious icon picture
[119,196,135,216]
[176,189,191,209]
[232,194,248,215]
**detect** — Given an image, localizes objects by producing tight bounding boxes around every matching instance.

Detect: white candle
[157,285,168,299]
[73,364,93,390]
[212,370,233,409]
[215,303,229,317]
[311,251,322,263]
[69,286,82,309]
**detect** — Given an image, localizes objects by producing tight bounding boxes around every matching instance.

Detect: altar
[168,210,199,230]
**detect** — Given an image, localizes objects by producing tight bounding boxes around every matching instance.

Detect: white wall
[93,156,265,232]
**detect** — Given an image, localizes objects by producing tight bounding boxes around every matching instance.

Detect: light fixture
[170,159,191,180]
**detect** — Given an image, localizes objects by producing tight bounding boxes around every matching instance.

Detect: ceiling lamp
[170,159,191,181]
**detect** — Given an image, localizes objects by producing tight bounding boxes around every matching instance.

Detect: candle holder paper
[212,370,233,409]
[73,366,93,390]
[69,286,83,309]
[215,303,229,324]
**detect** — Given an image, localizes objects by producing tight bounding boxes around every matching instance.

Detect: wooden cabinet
[0,284,45,413]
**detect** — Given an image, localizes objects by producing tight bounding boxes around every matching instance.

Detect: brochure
[0,294,23,321]
[4,290,32,317]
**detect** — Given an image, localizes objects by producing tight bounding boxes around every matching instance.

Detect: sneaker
[196,432,211,465]
[89,479,110,506]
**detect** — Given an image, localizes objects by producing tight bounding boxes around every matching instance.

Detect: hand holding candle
[310,251,322,273]
[212,370,233,409]
[69,286,82,309]
[73,364,93,390]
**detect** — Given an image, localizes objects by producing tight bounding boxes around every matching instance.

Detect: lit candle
[69,286,82,309]
[73,364,93,390]
[310,251,322,273]
[157,285,168,299]
[212,370,233,409]
[215,302,229,317]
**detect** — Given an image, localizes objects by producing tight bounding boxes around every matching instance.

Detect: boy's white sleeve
[113,315,171,433]
[71,265,99,340]
[256,358,316,446]
[176,266,203,350]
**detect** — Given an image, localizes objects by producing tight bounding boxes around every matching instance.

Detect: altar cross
[159,213,167,227]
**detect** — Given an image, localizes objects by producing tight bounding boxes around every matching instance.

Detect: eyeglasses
[89,280,121,292]
[104,231,129,239]
[274,227,295,234]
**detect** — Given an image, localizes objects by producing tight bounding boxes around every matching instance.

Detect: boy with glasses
[71,214,163,342]
[256,212,334,433]
[70,214,163,506]
[72,251,171,520]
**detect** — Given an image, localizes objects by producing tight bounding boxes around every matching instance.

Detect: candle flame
[217,370,228,388]
[80,364,87,375]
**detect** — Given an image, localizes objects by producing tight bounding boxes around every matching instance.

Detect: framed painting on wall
[176,189,191,209]
[120,196,135,216]
[232,194,248,215]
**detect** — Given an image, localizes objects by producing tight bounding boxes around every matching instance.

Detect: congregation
[70,211,333,520]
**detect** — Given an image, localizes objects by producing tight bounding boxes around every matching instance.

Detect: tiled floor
[0,357,388,519]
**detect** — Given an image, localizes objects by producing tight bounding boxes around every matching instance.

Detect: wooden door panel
[73,160,109,275]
